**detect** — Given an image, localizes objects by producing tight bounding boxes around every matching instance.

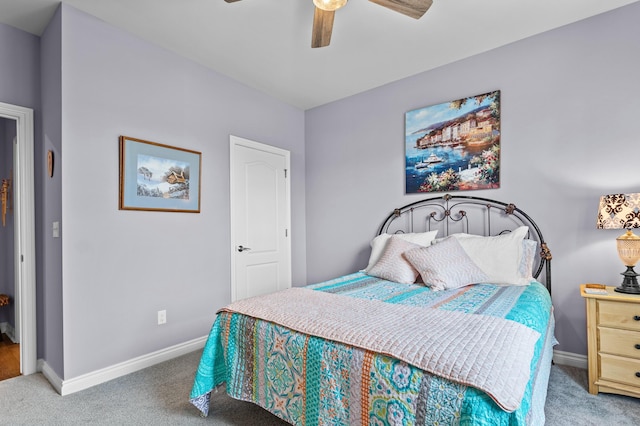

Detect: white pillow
[363,230,438,272]
[519,239,538,282]
[436,231,537,282]
[404,237,490,291]
[451,226,530,285]
[366,236,421,284]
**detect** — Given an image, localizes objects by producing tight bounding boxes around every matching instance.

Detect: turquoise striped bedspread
[190,272,554,425]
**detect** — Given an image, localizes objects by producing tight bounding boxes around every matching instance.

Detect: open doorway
[0,101,36,378]
[0,117,19,380]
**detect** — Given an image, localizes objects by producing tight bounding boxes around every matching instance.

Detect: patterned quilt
[190,272,555,425]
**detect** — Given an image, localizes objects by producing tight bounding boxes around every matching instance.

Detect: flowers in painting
[419,168,460,192]
[470,144,500,185]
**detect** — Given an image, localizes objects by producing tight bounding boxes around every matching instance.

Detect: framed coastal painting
[119,136,201,212]
[405,90,501,194]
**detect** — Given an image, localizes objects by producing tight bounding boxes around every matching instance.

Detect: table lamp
[596,193,640,294]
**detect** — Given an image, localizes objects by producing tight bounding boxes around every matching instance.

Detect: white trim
[46,336,207,395]
[553,349,588,369]
[40,358,63,393]
[0,101,36,376]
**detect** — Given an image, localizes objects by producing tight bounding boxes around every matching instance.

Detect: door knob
[237,245,252,252]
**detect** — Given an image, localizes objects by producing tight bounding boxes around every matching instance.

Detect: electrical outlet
[157,310,167,325]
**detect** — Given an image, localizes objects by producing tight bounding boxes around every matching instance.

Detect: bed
[190,194,555,425]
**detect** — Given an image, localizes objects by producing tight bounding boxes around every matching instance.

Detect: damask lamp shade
[596,193,640,294]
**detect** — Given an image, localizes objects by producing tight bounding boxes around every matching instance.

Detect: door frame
[229,135,291,302]
[0,101,37,375]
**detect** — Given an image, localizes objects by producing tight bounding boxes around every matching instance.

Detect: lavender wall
[57,5,305,378]
[305,3,640,357]
[0,23,40,109]
[40,5,64,377]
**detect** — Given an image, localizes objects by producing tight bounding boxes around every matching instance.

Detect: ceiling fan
[224,0,434,48]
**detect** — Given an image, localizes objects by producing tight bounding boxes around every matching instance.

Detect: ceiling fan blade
[369,0,433,19]
[312,7,335,48]
[224,0,243,3]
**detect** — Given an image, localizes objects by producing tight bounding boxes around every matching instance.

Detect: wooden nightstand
[581,284,640,398]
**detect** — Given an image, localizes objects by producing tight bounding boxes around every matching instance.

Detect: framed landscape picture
[119,136,201,212]
[405,90,501,193]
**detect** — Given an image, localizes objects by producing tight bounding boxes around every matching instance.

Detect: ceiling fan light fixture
[313,0,348,12]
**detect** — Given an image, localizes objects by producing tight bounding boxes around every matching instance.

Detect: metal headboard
[378,194,552,293]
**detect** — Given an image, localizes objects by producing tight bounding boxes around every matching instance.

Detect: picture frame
[119,135,202,213]
[405,90,500,194]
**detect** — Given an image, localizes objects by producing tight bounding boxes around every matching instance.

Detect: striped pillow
[367,236,421,284]
[404,237,489,291]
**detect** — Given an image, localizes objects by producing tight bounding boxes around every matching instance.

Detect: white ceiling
[1,0,638,110]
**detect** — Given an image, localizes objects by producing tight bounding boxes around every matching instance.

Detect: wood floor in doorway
[0,333,20,381]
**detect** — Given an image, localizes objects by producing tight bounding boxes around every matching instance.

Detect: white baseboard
[0,321,16,342]
[553,349,587,369]
[40,358,63,392]
[41,336,207,396]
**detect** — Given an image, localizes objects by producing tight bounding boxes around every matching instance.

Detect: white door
[230,136,291,301]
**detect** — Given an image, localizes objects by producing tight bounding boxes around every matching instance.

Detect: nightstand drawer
[599,327,640,359]
[582,284,640,397]
[600,353,640,387]
[598,300,640,331]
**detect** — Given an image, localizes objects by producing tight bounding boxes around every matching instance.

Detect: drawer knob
[636,344,640,350]
[637,372,640,378]
[635,315,640,321]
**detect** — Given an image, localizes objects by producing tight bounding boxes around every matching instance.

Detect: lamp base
[614,266,640,294]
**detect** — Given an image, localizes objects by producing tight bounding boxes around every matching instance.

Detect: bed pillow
[451,226,530,285]
[366,236,421,284]
[519,239,538,282]
[363,230,438,272]
[404,237,490,291]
